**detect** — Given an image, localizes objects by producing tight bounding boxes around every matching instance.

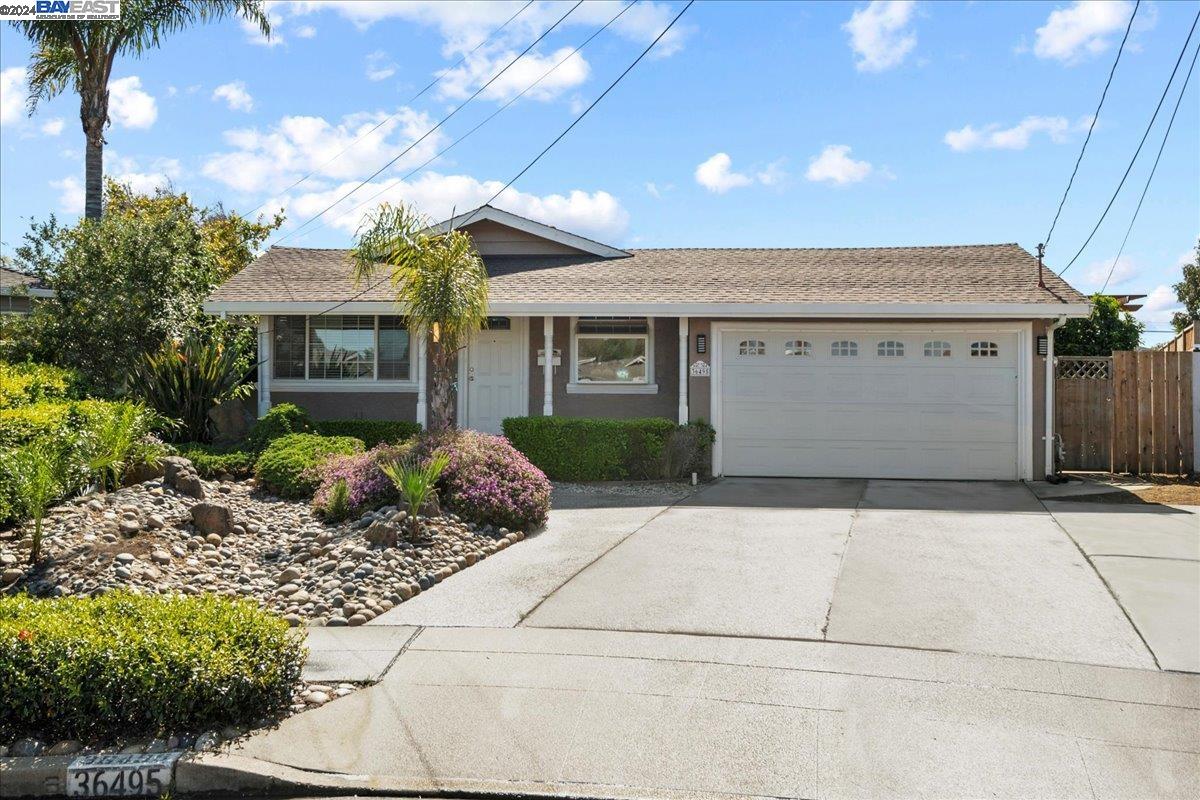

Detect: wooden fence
[1055,351,1195,475]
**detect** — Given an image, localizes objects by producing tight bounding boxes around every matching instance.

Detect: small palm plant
[85,402,163,492]
[380,451,450,540]
[5,440,71,564]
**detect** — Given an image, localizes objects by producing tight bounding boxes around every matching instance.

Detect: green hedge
[246,403,314,452]
[314,419,421,448]
[0,362,84,409]
[254,433,364,499]
[0,399,114,448]
[502,416,701,481]
[175,442,256,479]
[0,592,305,742]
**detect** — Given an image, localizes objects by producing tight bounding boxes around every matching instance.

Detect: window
[739,339,766,356]
[483,316,511,331]
[784,339,812,356]
[831,340,858,357]
[272,314,412,381]
[923,340,952,358]
[877,340,904,357]
[970,341,999,358]
[574,317,649,384]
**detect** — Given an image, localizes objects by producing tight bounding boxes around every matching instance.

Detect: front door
[462,317,527,434]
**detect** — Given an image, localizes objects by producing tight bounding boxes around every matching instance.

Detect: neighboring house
[205,205,1091,481]
[0,265,53,315]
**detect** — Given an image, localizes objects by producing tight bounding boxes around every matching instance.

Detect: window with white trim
[877,340,904,357]
[784,339,811,356]
[738,339,766,356]
[970,341,1000,358]
[831,340,858,357]
[574,317,650,384]
[923,340,952,358]
[272,315,412,381]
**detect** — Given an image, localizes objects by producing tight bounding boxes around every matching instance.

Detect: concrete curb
[0,756,75,799]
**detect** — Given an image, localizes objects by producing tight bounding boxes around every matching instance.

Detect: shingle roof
[208,243,1088,307]
[0,265,46,294]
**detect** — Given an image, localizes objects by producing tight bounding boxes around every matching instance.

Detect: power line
[1043,0,1139,250]
[268,1,584,249]
[308,0,695,320]
[285,1,639,248]
[1059,6,1200,276]
[1101,37,1200,294]
[242,1,535,220]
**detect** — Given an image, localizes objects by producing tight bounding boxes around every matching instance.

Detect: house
[204,205,1092,481]
[0,265,54,315]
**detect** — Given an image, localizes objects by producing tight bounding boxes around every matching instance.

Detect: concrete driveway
[382,478,1154,668]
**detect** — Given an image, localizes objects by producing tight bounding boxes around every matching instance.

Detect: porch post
[543,316,554,416]
[678,316,689,424]
[416,327,428,429]
[256,315,271,418]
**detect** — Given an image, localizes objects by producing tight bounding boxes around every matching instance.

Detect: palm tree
[15,1,271,220]
[352,204,490,431]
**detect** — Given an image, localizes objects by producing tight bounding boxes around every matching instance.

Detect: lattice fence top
[1056,357,1112,380]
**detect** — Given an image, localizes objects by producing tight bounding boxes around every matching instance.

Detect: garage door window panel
[784,339,812,356]
[573,317,650,384]
[877,340,905,357]
[738,339,766,356]
[970,341,1000,358]
[924,340,952,358]
[831,340,858,357]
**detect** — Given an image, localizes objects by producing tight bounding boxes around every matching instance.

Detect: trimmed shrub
[310,442,411,519]
[176,442,256,478]
[0,362,84,408]
[414,430,551,531]
[502,416,681,481]
[0,592,304,742]
[314,419,422,448]
[246,403,314,452]
[0,399,114,448]
[255,433,363,499]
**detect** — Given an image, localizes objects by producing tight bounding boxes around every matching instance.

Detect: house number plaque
[689,360,711,377]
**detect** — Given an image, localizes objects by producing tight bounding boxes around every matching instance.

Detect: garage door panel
[720,329,1020,480]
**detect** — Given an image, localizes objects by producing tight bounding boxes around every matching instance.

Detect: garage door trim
[709,322,1034,481]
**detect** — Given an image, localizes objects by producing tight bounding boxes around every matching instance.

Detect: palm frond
[24,42,79,111]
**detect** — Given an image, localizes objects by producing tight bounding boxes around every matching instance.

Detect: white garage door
[719,328,1020,480]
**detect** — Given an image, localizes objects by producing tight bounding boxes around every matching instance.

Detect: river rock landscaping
[0,461,527,627]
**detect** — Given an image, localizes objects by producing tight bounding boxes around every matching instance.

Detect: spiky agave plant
[380,451,451,540]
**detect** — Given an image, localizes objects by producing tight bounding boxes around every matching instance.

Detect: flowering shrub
[415,430,550,531]
[310,442,411,518]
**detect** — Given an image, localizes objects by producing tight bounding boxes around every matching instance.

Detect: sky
[1,0,1197,344]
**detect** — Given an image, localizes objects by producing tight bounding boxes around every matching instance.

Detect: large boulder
[191,502,234,537]
[208,400,255,445]
[364,520,399,548]
[162,456,205,499]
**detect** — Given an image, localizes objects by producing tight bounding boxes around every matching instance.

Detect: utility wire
[243,1,534,220]
[1060,6,1200,276]
[285,1,639,248]
[308,0,695,320]
[1101,37,1200,294]
[1043,0,1139,250]
[268,1,584,248]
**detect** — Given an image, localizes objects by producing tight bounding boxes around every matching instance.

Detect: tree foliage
[7,181,281,396]
[352,203,489,431]
[1056,294,1144,357]
[1171,239,1199,333]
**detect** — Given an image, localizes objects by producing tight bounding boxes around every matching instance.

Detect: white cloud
[40,117,65,136]
[109,152,183,194]
[295,24,317,38]
[944,115,1072,151]
[843,1,917,73]
[108,76,157,128]
[805,145,874,185]
[436,46,590,102]
[272,171,629,242]
[1082,255,1138,288]
[50,176,84,214]
[365,50,397,82]
[1033,1,1136,64]
[202,107,447,194]
[645,182,662,199]
[212,81,255,112]
[242,1,285,47]
[1,67,27,126]
[1135,284,1183,326]
[694,153,753,193]
[757,159,787,187]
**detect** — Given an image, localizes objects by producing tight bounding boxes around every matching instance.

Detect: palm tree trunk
[428,342,456,431]
[81,83,108,220]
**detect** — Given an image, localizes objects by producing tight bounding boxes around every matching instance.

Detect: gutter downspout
[1045,315,1068,481]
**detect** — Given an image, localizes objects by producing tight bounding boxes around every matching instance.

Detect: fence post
[1192,352,1199,474]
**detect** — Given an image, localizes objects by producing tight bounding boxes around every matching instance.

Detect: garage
[715,326,1026,480]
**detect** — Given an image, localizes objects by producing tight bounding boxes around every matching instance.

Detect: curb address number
[67,753,180,797]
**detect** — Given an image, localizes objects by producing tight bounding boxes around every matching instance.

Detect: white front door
[717,327,1023,480]
[462,317,527,434]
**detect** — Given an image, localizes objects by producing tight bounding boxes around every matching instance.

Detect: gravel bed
[0,474,525,627]
[552,480,700,499]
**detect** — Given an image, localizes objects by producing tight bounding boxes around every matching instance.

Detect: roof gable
[426,205,629,259]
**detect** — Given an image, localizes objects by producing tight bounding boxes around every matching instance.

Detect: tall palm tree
[353,204,490,431]
[15,1,270,220]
